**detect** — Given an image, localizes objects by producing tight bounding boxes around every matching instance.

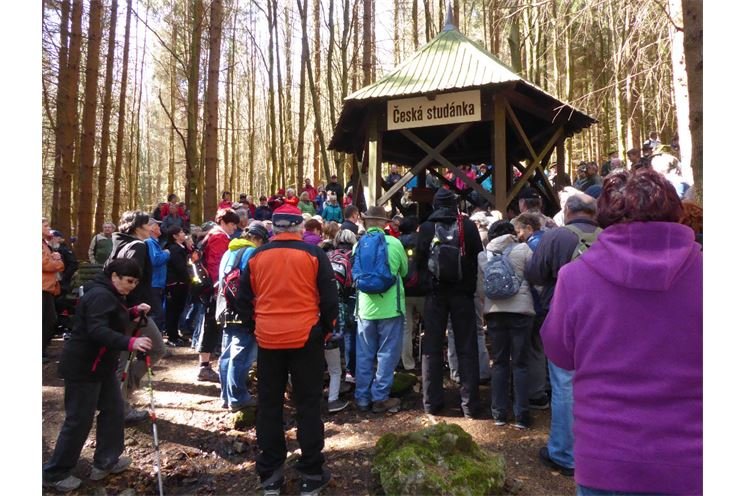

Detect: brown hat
[362,206,389,222]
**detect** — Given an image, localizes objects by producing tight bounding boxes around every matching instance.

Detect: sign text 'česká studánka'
[386,90,481,131]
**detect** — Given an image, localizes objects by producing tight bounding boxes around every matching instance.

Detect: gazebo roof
[329,21,595,157]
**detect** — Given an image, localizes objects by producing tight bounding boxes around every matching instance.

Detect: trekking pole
[120,310,148,397]
[145,353,165,496]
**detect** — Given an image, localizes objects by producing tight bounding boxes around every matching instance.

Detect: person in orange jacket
[42,217,65,363]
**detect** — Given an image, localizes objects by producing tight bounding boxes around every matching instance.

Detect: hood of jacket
[486,234,519,253]
[427,207,458,223]
[111,231,141,250]
[228,238,256,251]
[579,221,699,292]
[83,271,125,299]
[303,231,323,245]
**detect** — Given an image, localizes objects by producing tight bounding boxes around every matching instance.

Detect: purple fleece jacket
[303,231,323,246]
[541,221,702,495]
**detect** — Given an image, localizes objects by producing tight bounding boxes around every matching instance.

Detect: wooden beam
[401,128,495,207]
[377,123,472,206]
[505,101,538,160]
[506,125,564,205]
[556,137,565,178]
[493,95,508,212]
[365,117,381,208]
[503,87,567,124]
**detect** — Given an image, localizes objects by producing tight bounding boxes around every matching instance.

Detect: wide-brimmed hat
[362,206,389,222]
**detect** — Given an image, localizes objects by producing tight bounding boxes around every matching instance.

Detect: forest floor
[42,338,575,496]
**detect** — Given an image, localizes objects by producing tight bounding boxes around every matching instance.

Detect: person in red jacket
[195,208,240,382]
[218,191,234,211]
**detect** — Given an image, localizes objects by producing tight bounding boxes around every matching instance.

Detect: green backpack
[563,224,603,260]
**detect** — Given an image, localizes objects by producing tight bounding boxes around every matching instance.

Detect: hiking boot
[328,399,349,413]
[197,365,220,383]
[299,468,331,496]
[529,395,550,410]
[372,397,401,414]
[43,475,81,493]
[539,447,574,476]
[90,456,132,481]
[261,474,284,496]
[355,401,371,412]
[166,337,189,347]
[494,411,509,426]
[513,413,532,430]
[124,409,149,425]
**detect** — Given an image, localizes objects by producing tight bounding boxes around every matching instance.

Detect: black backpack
[399,233,421,294]
[427,216,464,284]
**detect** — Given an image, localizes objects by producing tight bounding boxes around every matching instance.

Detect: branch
[130,6,188,73]
[157,88,188,154]
[649,0,683,31]
[41,76,56,130]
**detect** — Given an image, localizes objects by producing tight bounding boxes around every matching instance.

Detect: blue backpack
[352,231,396,294]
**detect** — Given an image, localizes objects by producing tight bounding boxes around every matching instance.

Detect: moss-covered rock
[231,407,256,430]
[372,422,505,495]
[390,371,418,396]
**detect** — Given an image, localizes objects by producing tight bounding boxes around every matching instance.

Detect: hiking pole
[145,353,165,496]
[120,310,148,397]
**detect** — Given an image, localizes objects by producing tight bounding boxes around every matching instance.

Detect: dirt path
[42,339,575,495]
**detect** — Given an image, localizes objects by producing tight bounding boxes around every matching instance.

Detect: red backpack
[328,248,353,293]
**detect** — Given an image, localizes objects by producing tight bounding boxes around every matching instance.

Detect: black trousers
[256,326,326,482]
[150,287,166,331]
[421,290,481,416]
[486,312,533,418]
[165,283,188,342]
[198,298,222,354]
[43,291,57,355]
[43,373,125,482]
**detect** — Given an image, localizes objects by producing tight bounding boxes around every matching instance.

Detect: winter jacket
[254,205,273,221]
[284,196,300,207]
[353,227,408,320]
[415,207,483,296]
[88,233,114,264]
[235,232,338,349]
[58,273,137,382]
[166,242,189,286]
[303,231,323,246]
[146,237,170,289]
[108,232,152,306]
[42,240,64,295]
[477,235,535,316]
[524,218,600,315]
[218,199,234,211]
[541,221,702,494]
[299,200,317,216]
[302,185,317,201]
[340,219,359,235]
[321,203,343,223]
[202,226,231,290]
[55,243,78,293]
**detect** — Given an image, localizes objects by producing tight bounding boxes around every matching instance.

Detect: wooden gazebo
[328,13,596,215]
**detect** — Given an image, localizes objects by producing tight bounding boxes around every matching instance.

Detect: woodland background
[40,0,703,259]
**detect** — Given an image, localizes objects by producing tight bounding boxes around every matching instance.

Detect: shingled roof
[329,19,595,157]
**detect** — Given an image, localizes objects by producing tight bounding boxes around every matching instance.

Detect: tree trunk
[267,0,279,194]
[668,0,692,191]
[112,0,132,223]
[168,18,176,195]
[52,0,70,227]
[204,0,223,217]
[76,0,104,259]
[508,12,522,74]
[297,0,309,190]
[95,0,118,231]
[186,0,204,221]
[682,0,702,202]
[362,0,372,85]
[57,0,84,237]
[412,0,419,49]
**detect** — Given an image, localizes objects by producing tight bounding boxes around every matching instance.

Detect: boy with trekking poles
[43,259,153,493]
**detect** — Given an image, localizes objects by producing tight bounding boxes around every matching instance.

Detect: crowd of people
[42,154,702,495]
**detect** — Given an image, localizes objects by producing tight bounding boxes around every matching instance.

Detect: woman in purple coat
[541,169,702,495]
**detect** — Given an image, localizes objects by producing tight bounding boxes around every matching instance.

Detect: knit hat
[246,221,269,242]
[517,187,540,200]
[432,187,457,209]
[272,204,304,227]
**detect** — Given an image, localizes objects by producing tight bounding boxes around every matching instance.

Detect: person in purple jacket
[303,218,324,246]
[541,169,702,496]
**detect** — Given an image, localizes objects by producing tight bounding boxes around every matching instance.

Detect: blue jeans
[576,485,661,496]
[548,360,574,468]
[219,324,258,409]
[354,315,404,406]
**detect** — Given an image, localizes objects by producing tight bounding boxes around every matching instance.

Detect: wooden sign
[387,90,481,131]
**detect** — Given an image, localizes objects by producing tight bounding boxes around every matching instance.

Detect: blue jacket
[322,203,343,223]
[146,237,170,288]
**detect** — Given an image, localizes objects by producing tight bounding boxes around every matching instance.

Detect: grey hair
[651,153,681,175]
[273,223,304,234]
[564,193,597,216]
[334,229,357,247]
[235,208,248,222]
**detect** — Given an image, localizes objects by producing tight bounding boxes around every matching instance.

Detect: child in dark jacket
[43,259,153,493]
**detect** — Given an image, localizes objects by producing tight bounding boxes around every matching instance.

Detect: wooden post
[556,137,566,178]
[493,95,508,213]
[365,116,380,209]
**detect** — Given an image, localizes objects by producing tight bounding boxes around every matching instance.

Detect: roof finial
[443,2,456,32]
